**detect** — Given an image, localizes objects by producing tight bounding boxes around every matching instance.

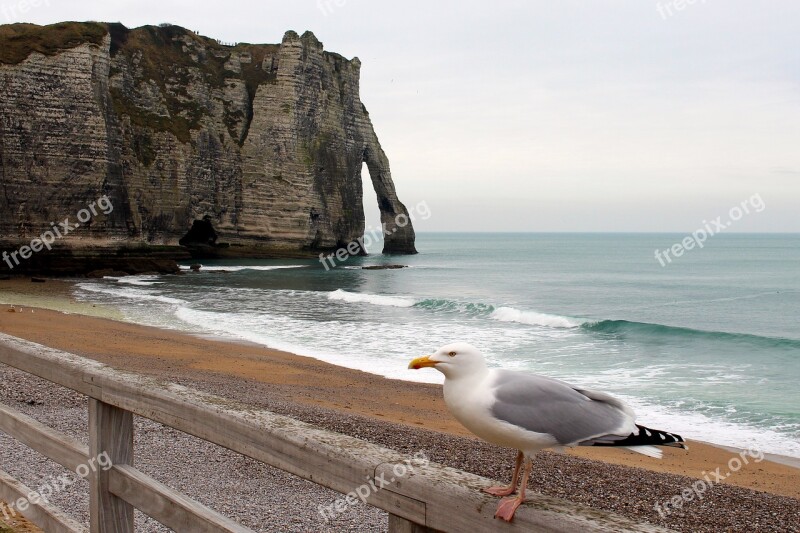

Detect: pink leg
[483,450,524,497]
[494,456,533,522]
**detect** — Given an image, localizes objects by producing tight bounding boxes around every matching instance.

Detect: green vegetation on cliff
[0,21,107,64]
[106,23,278,146]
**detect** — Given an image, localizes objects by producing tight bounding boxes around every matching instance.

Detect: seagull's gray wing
[489,369,635,446]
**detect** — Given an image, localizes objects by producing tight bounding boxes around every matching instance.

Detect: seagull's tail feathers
[579,424,687,457]
[623,445,662,458]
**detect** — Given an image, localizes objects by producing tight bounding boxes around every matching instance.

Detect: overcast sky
[5,1,798,232]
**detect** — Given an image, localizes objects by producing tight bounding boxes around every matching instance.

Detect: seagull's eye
[448,351,457,357]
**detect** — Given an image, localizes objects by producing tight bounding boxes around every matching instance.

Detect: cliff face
[0,22,416,273]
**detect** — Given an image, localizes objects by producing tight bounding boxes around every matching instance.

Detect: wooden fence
[0,333,669,532]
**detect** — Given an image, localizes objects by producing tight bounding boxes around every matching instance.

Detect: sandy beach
[1,278,798,532]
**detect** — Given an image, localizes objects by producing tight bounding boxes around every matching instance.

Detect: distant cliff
[0,22,416,274]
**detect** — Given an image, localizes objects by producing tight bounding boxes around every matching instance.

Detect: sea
[72,233,800,459]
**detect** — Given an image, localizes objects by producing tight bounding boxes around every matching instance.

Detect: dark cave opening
[179,215,218,247]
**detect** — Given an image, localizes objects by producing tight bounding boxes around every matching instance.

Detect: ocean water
[73,233,800,458]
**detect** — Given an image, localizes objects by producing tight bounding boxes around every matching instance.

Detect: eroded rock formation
[0,22,416,274]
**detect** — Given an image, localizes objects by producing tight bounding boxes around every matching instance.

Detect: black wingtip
[631,424,685,447]
[586,424,686,449]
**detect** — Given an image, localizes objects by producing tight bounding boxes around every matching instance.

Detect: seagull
[408,342,687,522]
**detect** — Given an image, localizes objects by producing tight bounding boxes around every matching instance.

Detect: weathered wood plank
[0,333,675,533]
[0,335,105,398]
[89,399,134,533]
[108,464,254,533]
[0,467,87,533]
[375,462,671,533]
[0,401,89,472]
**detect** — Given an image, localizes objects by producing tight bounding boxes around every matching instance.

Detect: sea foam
[76,283,186,306]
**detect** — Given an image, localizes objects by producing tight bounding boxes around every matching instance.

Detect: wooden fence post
[388,513,439,533]
[89,399,134,533]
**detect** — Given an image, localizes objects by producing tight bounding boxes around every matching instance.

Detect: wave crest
[489,307,581,328]
[327,289,416,308]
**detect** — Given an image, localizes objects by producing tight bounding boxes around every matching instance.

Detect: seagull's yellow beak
[408,355,437,369]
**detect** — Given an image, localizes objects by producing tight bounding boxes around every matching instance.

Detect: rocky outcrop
[0,22,416,274]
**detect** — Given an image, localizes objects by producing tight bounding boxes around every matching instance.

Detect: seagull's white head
[408,342,488,379]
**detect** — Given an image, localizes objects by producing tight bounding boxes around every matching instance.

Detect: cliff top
[0,22,340,66]
[0,22,352,143]
[0,21,107,64]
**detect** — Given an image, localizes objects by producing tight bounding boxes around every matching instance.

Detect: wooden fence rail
[0,333,669,532]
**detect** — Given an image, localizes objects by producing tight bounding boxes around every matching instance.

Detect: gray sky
[4,0,799,232]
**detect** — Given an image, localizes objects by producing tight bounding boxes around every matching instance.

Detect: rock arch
[362,141,417,254]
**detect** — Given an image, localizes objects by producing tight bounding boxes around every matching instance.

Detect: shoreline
[1,280,798,502]
[2,278,799,475]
